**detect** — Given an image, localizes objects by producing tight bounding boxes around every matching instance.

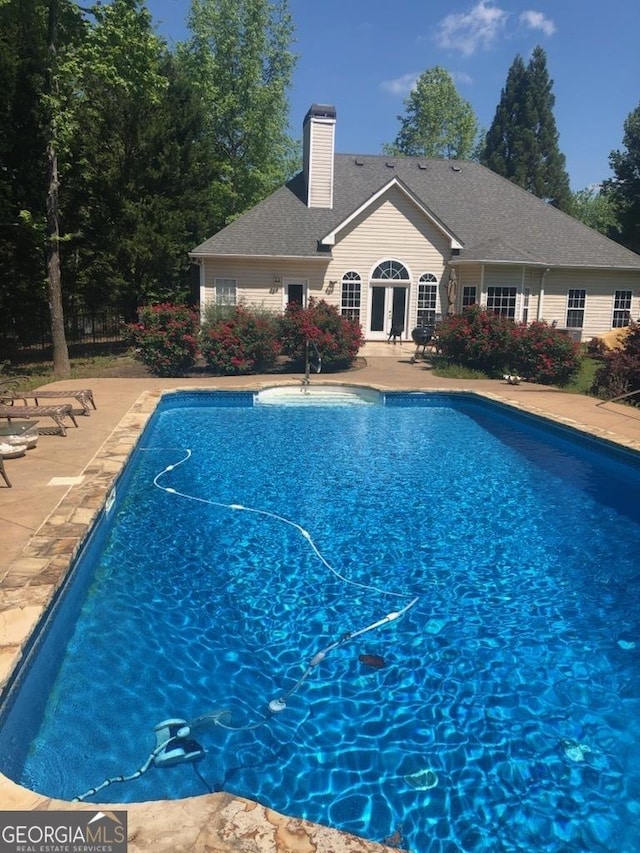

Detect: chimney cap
[304,104,337,124]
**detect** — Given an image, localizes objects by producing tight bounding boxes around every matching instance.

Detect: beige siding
[456,265,482,311]
[326,185,450,331]
[540,269,640,339]
[523,267,542,323]
[306,120,335,209]
[450,266,639,336]
[199,258,329,316]
[483,265,522,291]
[482,265,539,321]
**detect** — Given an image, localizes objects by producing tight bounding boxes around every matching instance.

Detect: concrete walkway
[1,343,640,853]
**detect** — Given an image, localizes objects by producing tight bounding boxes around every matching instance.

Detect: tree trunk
[47,0,70,379]
[46,138,70,378]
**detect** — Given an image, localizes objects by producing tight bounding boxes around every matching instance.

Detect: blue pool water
[2,390,640,852]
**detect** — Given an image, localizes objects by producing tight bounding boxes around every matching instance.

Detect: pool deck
[2,341,640,852]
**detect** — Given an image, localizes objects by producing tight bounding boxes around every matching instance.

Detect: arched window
[417,273,438,325]
[371,260,409,281]
[341,271,361,322]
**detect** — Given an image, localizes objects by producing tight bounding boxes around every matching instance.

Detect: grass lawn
[432,353,601,396]
[1,345,149,388]
[564,355,600,395]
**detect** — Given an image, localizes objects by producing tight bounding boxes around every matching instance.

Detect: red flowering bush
[276,299,364,371]
[510,321,581,385]
[437,307,581,385]
[200,305,281,375]
[436,306,514,376]
[591,322,640,401]
[125,303,199,377]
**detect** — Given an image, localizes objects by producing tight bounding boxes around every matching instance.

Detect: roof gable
[320,176,463,249]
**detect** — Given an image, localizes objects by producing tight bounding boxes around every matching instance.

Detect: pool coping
[2,380,640,853]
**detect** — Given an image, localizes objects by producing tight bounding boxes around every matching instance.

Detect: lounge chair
[0,381,96,416]
[0,404,79,436]
[0,455,10,487]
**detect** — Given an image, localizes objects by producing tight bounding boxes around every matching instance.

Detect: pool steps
[255,385,382,406]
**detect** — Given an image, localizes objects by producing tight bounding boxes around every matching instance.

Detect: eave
[189,252,330,261]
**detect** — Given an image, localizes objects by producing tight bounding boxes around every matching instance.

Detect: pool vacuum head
[152,719,205,768]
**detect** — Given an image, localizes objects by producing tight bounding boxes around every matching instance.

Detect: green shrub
[200,305,281,375]
[276,299,363,371]
[125,303,199,377]
[591,322,640,401]
[586,337,608,359]
[436,306,514,376]
[436,308,582,385]
[510,321,581,386]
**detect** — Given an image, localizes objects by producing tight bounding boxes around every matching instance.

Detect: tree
[60,10,212,319]
[0,0,51,352]
[383,67,479,160]
[604,103,640,254]
[45,0,74,377]
[481,55,528,183]
[482,46,571,211]
[180,0,296,228]
[569,186,618,235]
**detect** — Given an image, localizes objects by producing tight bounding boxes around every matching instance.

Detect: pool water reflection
[2,391,640,852]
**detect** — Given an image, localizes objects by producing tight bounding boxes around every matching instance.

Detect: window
[487,286,517,318]
[462,286,477,308]
[566,289,586,328]
[341,271,361,322]
[215,278,237,306]
[613,290,632,328]
[417,273,438,324]
[371,260,409,280]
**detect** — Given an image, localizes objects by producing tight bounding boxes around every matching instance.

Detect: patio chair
[0,380,96,416]
[0,455,10,487]
[387,322,404,344]
[0,404,79,436]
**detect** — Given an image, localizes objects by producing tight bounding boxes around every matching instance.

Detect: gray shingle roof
[191,154,640,270]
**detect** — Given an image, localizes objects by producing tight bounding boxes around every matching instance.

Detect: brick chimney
[302,104,336,209]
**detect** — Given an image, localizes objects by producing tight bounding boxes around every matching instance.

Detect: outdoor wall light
[273,275,281,284]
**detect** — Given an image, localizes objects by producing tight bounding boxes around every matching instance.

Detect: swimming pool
[1,389,640,852]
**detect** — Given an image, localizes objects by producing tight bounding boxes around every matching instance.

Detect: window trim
[341,271,362,322]
[566,288,586,329]
[462,285,477,309]
[486,286,517,319]
[417,273,438,325]
[612,290,632,328]
[370,259,410,281]
[214,278,237,307]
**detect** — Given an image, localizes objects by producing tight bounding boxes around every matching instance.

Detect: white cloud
[380,72,420,96]
[519,10,556,36]
[451,71,473,85]
[380,69,473,96]
[436,1,509,56]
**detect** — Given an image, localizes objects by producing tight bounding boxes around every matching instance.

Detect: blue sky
[146,0,640,191]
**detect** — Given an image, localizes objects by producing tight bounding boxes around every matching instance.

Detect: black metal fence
[2,309,126,358]
[64,310,125,345]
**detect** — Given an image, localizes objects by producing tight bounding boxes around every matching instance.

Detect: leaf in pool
[358,653,386,669]
[404,768,439,790]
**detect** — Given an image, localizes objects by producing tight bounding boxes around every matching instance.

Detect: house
[190,104,640,342]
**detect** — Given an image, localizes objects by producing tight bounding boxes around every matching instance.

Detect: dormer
[302,104,336,209]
